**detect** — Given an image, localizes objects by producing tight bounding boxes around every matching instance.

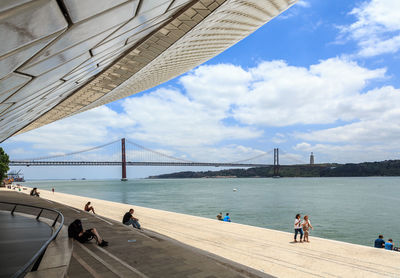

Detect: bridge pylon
[121,138,127,181]
[273,148,280,177]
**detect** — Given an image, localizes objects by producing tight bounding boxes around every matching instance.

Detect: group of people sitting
[294,214,313,242]
[374,235,399,251]
[216,212,231,222]
[68,202,142,247]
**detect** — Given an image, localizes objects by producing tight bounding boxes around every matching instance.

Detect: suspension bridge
[9,138,307,180]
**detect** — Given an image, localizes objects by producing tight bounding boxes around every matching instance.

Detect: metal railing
[0,201,64,278]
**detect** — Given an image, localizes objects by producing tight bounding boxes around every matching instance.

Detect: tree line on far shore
[148,160,400,179]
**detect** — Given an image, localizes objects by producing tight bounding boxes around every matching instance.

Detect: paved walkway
[14,187,400,278]
[0,211,52,278]
[0,190,267,278]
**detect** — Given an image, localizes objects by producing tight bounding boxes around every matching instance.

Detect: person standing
[374,235,385,248]
[123,209,141,229]
[302,215,313,242]
[294,214,303,242]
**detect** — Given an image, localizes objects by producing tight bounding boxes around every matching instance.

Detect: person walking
[302,215,313,242]
[294,214,303,242]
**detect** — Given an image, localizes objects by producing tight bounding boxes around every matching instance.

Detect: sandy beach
[7,186,400,277]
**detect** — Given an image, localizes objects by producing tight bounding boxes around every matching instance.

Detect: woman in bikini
[302,215,313,242]
[84,201,95,214]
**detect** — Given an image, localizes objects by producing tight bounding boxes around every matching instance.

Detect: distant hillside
[148,160,400,178]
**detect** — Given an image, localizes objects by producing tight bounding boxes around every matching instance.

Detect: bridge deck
[9,161,271,167]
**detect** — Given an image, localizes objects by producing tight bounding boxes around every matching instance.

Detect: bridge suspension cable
[125,139,196,163]
[279,149,307,165]
[18,139,120,161]
[228,149,273,164]
[11,138,280,166]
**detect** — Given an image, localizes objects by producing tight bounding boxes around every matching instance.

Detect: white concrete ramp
[19,188,400,277]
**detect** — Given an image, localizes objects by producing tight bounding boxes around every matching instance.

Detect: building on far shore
[310,152,315,165]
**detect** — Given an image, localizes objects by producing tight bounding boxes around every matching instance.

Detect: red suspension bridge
[9,138,306,180]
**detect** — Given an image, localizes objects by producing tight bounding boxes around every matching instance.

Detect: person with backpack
[68,219,108,247]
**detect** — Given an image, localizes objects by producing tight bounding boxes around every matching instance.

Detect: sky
[2,0,400,179]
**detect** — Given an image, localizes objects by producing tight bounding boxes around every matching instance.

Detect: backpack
[68,219,83,239]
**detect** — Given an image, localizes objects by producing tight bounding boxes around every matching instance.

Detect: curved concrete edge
[7,211,73,278]
[25,225,73,278]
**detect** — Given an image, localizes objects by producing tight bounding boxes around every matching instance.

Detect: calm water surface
[23,177,400,247]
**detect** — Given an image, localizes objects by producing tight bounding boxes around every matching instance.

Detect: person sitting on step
[68,219,108,247]
[84,201,95,214]
[123,208,141,229]
[30,187,40,197]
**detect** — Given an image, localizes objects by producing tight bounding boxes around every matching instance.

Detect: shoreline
[5,186,400,277]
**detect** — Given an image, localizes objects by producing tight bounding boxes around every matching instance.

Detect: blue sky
[3,0,400,179]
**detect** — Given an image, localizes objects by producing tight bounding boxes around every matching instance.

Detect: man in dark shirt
[374,235,385,248]
[123,209,141,229]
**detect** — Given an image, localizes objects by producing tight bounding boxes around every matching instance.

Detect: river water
[22,177,400,247]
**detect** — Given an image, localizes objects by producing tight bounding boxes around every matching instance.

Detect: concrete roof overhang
[0,0,296,142]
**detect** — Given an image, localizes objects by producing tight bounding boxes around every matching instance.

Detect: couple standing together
[294,214,313,242]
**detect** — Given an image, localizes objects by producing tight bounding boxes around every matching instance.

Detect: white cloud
[8,148,29,155]
[233,58,385,126]
[271,133,287,144]
[294,142,398,164]
[10,106,134,152]
[171,144,269,164]
[294,85,400,145]
[340,0,400,57]
[5,58,399,164]
[296,1,310,8]
[122,86,262,148]
[278,0,311,20]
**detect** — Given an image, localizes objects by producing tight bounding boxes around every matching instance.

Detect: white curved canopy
[0,0,295,142]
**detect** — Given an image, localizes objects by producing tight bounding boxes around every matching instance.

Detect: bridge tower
[273,148,280,177]
[121,138,127,181]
